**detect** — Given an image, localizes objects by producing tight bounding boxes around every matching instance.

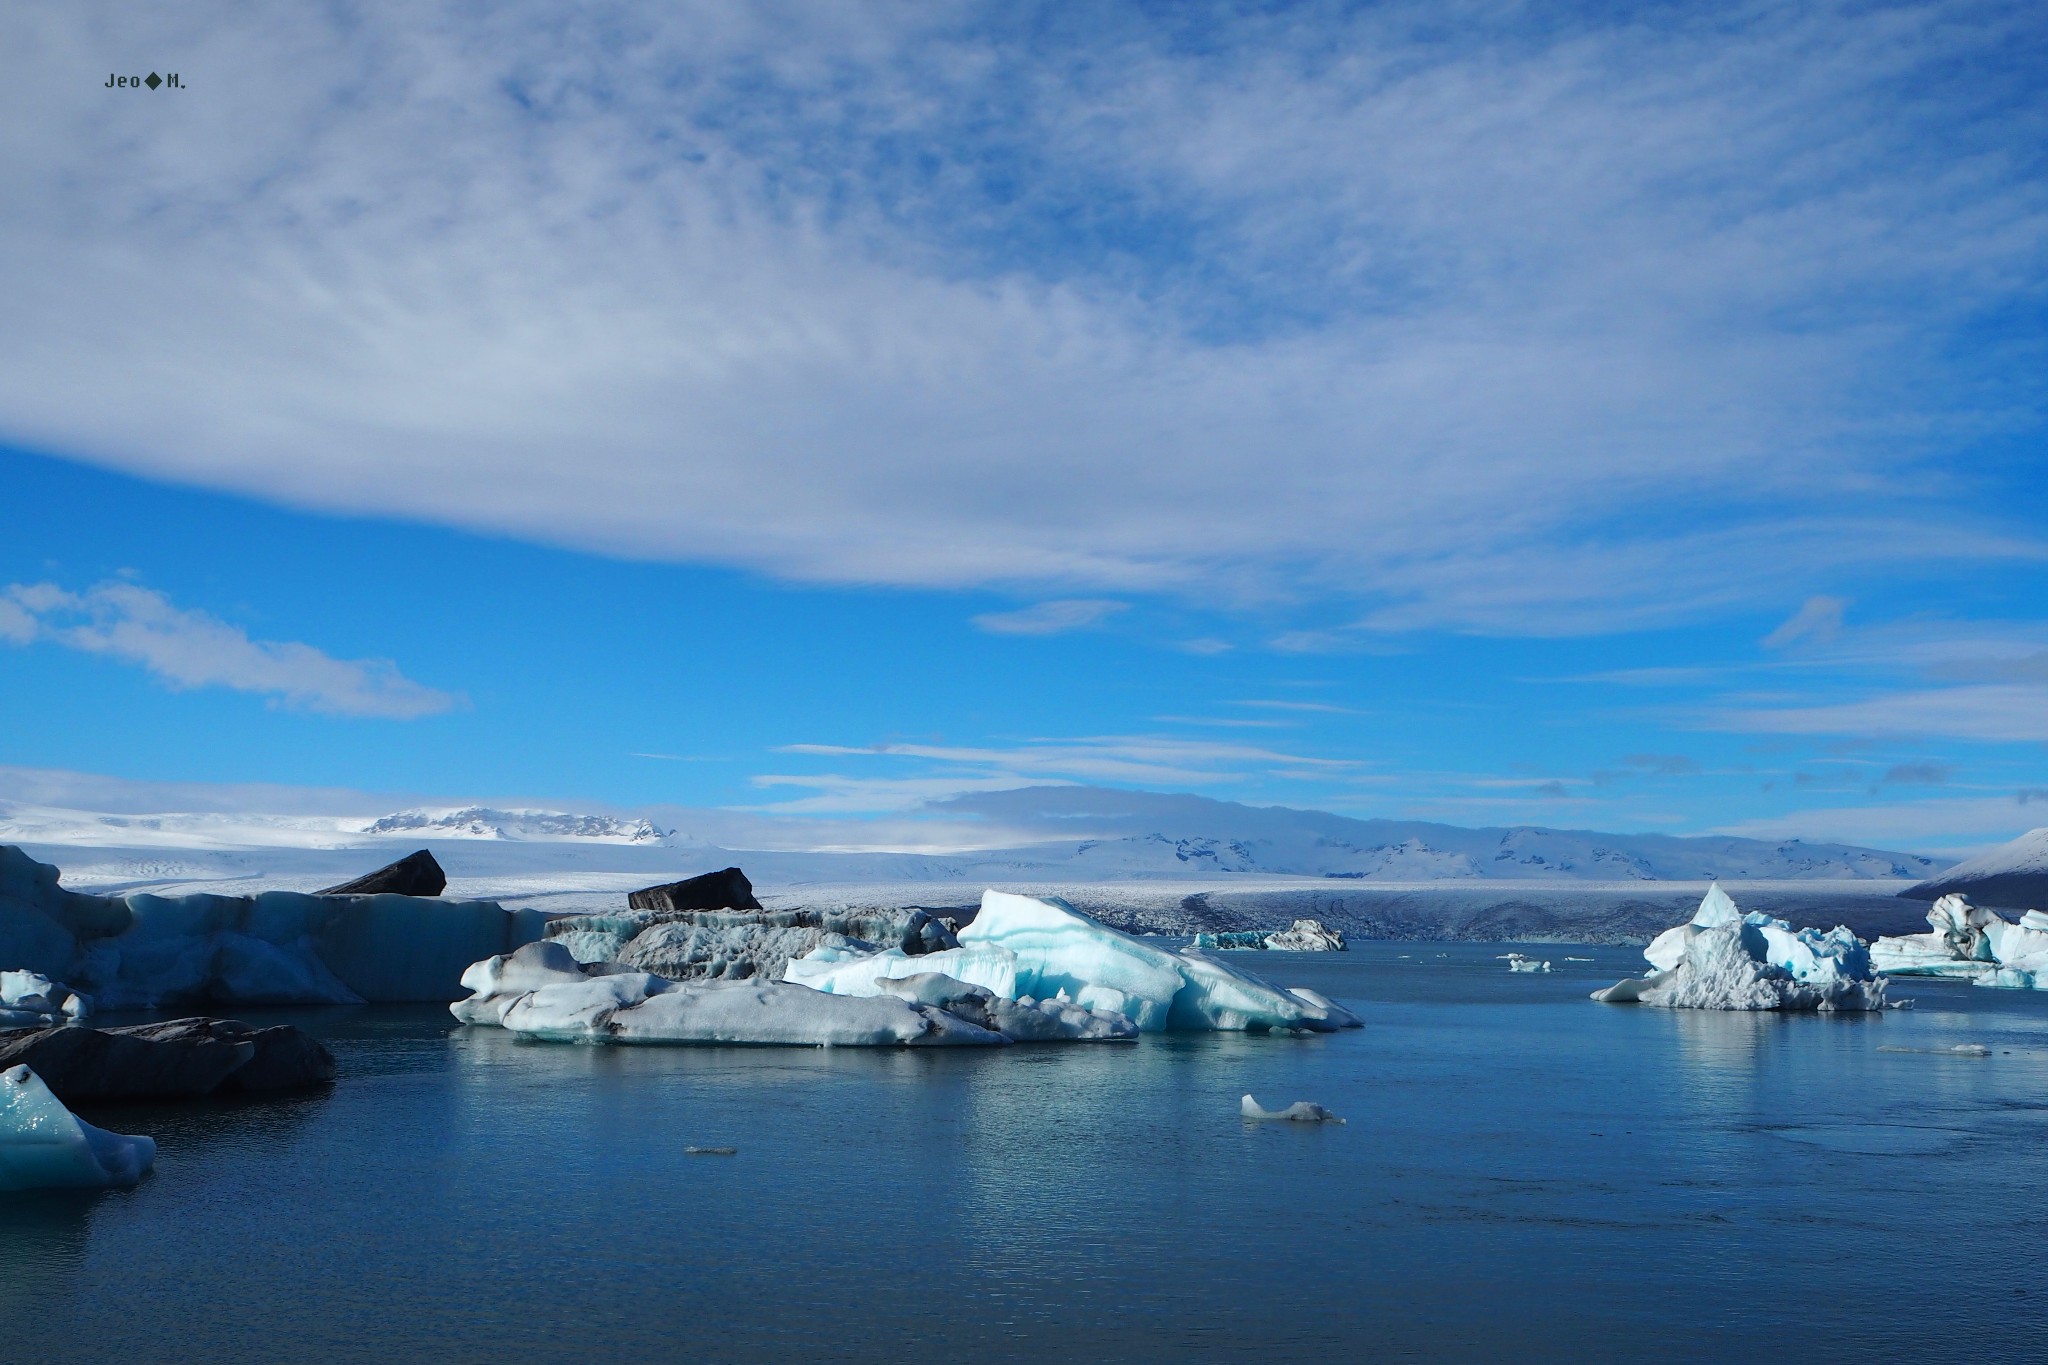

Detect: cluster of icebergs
[0,970,91,1029]
[1592,884,1887,1011]
[1871,895,2048,989]
[455,890,1362,1046]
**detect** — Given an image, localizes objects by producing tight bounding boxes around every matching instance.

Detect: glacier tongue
[0,1064,155,1192]
[1593,882,1886,1011]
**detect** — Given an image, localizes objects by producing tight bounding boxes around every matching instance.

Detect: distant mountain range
[0,784,1945,888]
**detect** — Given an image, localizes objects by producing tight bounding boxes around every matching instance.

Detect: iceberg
[1592,883,1886,1011]
[0,1064,155,1192]
[949,890,1354,1033]
[1,845,550,1006]
[0,970,90,1028]
[1502,953,1551,973]
[1240,1093,1345,1123]
[1192,918,1347,952]
[1871,895,2048,989]
[541,905,957,977]
[453,941,1008,1047]
[784,941,1022,1000]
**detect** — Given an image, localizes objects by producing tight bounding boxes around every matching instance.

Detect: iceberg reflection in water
[7,945,2048,1363]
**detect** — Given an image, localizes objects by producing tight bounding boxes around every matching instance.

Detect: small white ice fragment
[685,1146,738,1155]
[1876,1044,1991,1056]
[1241,1093,1345,1123]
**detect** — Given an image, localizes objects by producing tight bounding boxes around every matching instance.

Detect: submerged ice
[0,1064,155,1192]
[1871,895,2048,989]
[1592,883,1886,1011]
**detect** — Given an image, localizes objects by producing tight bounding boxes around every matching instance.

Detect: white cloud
[971,599,1127,636]
[2,582,457,719]
[0,4,2041,633]
[1763,596,1850,649]
[1713,684,2048,743]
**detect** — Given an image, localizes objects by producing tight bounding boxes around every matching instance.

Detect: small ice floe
[0,971,91,1029]
[1501,953,1552,973]
[685,1146,738,1155]
[1241,1093,1345,1123]
[1876,1044,1992,1057]
[0,1064,155,1192]
[1564,956,1593,962]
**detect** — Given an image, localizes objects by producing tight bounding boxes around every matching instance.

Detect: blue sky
[1,1,2044,855]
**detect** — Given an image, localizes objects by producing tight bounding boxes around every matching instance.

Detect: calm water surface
[7,941,2047,1363]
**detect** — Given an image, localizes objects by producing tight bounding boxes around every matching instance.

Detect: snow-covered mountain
[1901,826,2048,909]
[360,808,669,843]
[0,784,1943,893]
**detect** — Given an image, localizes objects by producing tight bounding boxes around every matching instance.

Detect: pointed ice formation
[1592,882,1886,1011]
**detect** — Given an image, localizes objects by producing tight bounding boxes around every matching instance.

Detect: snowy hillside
[1901,826,2048,909]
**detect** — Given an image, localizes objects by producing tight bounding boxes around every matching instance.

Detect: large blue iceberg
[0,845,547,1005]
[0,1064,155,1192]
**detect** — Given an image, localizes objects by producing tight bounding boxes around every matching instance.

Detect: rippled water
[8,942,2048,1363]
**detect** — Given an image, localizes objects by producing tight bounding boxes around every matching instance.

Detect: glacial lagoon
[7,941,2047,1364]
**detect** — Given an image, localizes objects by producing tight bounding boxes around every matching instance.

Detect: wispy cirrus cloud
[0,3,2041,633]
[971,599,1127,636]
[1,582,457,719]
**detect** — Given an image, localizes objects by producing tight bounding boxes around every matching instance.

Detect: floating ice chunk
[1265,919,1346,951]
[1240,1093,1344,1123]
[1877,1043,1991,1056]
[451,940,609,1025]
[685,1146,737,1156]
[1503,954,1551,973]
[1594,884,1885,1011]
[0,1064,155,1191]
[953,891,1347,1033]
[496,972,1008,1047]
[873,971,1136,1042]
[0,970,90,1028]
[1870,894,2048,988]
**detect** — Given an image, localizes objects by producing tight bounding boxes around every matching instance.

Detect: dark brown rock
[318,849,447,897]
[628,867,761,913]
[0,1018,335,1105]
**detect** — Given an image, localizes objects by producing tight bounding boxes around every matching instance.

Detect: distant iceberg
[1191,919,1346,952]
[0,1064,155,1192]
[1871,894,2048,989]
[1240,1094,1344,1123]
[0,969,90,1028]
[1592,883,1886,1011]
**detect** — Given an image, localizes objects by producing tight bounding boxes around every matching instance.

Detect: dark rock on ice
[629,867,763,913]
[0,1017,336,1104]
[318,849,447,898]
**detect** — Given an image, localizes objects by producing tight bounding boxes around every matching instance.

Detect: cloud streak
[2,582,457,719]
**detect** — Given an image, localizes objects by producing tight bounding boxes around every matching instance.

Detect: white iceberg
[1871,895,2048,989]
[0,970,90,1029]
[1240,1094,1345,1123]
[0,1064,155,1191]
[1592,883,1886,1011]
[790,891,1359,1033]
[1264,919,1346,951]
[1501,953,1550,973]
[454,941,1007,1047]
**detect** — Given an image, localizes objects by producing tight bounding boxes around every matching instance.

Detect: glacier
[1871,894,2048,989]
[1,845,548,1005]
[1592,883,1886,1011]
[0,1064,155,1192]
[0,969,90,1028]
[801,890,1359,1033]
